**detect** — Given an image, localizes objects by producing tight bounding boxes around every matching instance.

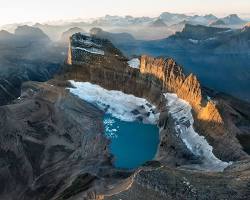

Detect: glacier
[164,93,231,171]
[68,81,159,124]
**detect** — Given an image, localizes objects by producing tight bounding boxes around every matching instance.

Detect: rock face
[105,161,250,200]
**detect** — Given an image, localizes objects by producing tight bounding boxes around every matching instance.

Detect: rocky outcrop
[0,81,119,200]
[105,161,250,200]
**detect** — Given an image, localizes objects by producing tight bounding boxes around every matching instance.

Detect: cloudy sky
[0,0,250,24]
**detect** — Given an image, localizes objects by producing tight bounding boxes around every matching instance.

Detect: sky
[0,0,250,25]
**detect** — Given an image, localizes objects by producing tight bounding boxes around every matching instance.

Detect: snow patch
[68,81,159,124]
[188,39,199,44]
[128,58,140,69]
[164,93,231,171]
[72,47,104,55]
[78,38,102,48]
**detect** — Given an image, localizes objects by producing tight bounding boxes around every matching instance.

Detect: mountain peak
[221,14,245,25]
[150,18,167,27]
[60,27,85,43]
[14,25,50,41]
[175,24,230,40]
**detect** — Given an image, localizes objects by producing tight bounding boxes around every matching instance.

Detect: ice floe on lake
[68,81,159,124]
[164,93,231,172]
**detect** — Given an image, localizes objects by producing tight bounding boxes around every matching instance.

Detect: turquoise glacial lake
[104,114,159,169]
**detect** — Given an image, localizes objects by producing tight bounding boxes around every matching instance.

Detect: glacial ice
[68,81,159,124]
[128,58,140,69]
[164,93,231,172]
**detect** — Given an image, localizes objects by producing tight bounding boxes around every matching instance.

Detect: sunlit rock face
[140,55,222,125]
[139,55,248,161]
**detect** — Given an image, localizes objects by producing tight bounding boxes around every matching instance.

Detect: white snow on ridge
[68,81,159,124]
[164,93,231,172]
[128,58,140,69]
[73,47,104,55]
[78,38,102,48]
[188,39,199,44]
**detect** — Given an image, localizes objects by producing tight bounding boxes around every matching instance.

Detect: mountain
[159,13,218,26]
[221,14,246,25]
[0,30,15,43]
[91,15,154,26]
[150,18,167,27]
[189,14,218,25]
[159,12,189,25]
[210,14,247,27]
[171,24,230,40]
[204,14,218,21]
[15,25,50,42]
[0,25,64,106]
[90,27,135,45]
[209,19,226,26]
[60,27,85,43]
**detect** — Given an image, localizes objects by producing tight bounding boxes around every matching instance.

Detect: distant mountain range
[0,25,50,46]
[1,12,248,41]
[87,13,247,27]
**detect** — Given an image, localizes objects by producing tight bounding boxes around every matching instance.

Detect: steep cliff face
[140,55,247,161]
[140,55,221,123]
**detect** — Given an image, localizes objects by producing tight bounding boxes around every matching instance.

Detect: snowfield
[68,81,159,124]
[72,47,104,55]
[128,58,140,69]
[164,93,231,171]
